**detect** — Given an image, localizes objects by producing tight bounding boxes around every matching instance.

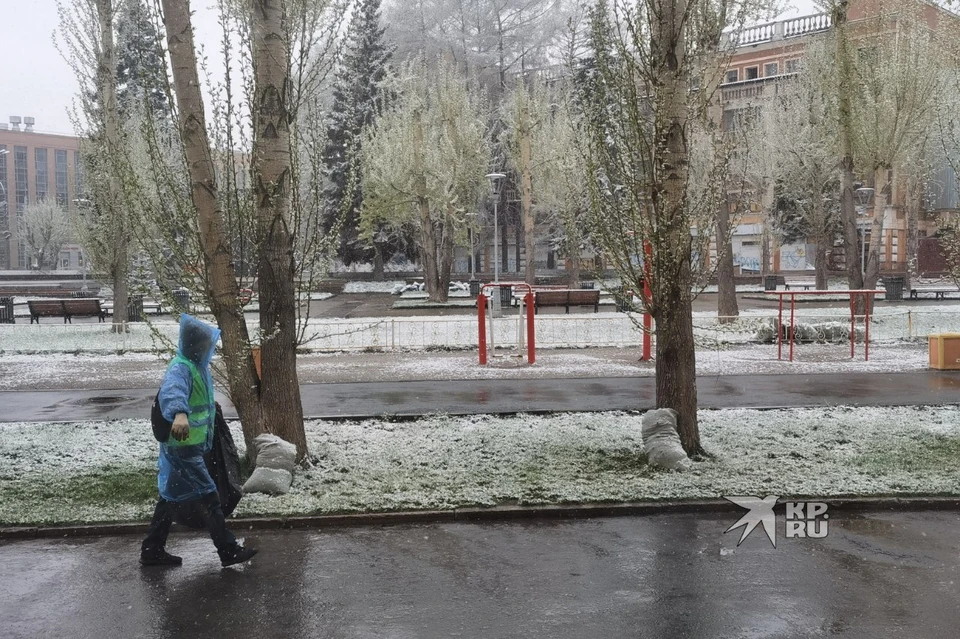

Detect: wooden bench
[534,289,600,314]
[28,299,107,324]
[784,278,815,290]
[909,287,960,300]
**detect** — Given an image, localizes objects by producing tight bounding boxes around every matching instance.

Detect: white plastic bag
[253,434,297,473]
[641,408,692,472]
[241,433,297,494]
[242,467,293,495]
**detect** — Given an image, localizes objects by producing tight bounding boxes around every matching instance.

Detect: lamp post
[854,187,874,278]
[485,173,506,282]
[73,198,91,291]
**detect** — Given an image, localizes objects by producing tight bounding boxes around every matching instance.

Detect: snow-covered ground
[2,406,958,526]
[1,305,958,353]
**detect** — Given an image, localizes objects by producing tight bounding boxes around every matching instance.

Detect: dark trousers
[141,492,238,557]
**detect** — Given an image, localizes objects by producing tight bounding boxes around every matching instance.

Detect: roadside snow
[2,406,959,526]
[343,281,407,294]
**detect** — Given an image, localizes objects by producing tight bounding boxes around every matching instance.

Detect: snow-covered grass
[343,280,407,294]
[2,406,959,526]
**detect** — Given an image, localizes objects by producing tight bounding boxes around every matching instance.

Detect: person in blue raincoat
[140,314,258,568]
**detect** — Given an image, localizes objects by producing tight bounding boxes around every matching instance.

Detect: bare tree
[821,0,944,299]
[362,59,491,302]
[581,0,757,456]
[160,0,265,456]
[57,0,130,331]
[749,52,842,290]
[501,78,552,284]
[20,201,72,271]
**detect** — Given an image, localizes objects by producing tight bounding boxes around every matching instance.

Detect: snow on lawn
[0,352,166,390]
[343,281,407,294]
[2,406,960,526]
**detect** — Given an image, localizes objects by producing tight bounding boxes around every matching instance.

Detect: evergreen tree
[322,0,393,271]
[115,0,168,116]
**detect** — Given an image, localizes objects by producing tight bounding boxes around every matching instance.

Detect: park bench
[784,277,815,290]
[534,289,601,314]
[28,298,107,324]
[909,286,960,300]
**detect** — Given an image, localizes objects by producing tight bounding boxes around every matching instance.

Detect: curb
[4,495,960,541]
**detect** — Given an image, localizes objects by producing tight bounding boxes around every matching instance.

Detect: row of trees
[742,0,952,297]
[53,0,960,460]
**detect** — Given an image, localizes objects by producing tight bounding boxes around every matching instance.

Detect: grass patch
[855,434,960,474]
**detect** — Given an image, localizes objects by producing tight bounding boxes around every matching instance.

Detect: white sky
[0,0,820,136]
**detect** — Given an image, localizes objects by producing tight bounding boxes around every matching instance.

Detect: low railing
[2,309,960,353]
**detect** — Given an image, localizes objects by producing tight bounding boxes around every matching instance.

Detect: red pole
[525,291,535,364]
[777,294,783,360]
[642,241,653,361]
[864,293,871,361]
[789,293,796,362]
[478,292,487,365]
[849,294,855,359]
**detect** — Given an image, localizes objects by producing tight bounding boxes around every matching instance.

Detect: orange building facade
[0,118,83,271]
[718,2,959,274]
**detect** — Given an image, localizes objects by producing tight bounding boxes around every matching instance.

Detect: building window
[745,66,759,80]
[55,150,69,207]
[61,252,71,270]
[14,146,27,215]
[73,150,83,199]
[35,148,48,202]
[785,59,800,74]
[764,62,778,77]
[725,69,739,83]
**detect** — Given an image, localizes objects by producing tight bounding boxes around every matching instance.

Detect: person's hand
[172,413,190,441]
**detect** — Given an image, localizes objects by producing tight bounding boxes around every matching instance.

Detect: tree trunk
[833,1,864,309]
[716,194,739,323]
[520,123,535,285]
[412,108,446,303]
[161,0,263,455]
[252,0,307,461]
[814,234,829,290]
[372,242,385,281]
[96,0,129,332]
[568,250,581,288]
[652,0,701,455]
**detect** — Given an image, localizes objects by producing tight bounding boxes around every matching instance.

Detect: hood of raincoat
[177,314,220,368]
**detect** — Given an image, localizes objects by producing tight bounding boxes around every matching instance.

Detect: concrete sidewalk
[2,370,959,422]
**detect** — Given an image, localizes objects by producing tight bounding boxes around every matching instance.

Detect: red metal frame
[478,282,536,365]
[767,289,884,361]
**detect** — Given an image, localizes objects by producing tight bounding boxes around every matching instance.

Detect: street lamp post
[485,173,506,283]
[73,198,90,291]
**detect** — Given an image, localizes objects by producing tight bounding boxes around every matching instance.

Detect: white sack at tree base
[242,467,293,495]
[253,433,297,473]
[641,408,692,472]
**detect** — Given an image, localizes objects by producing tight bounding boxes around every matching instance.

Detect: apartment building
[719,2,960,274]
[0,117,83,271]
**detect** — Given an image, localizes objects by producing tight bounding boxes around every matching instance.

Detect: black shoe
[140,550,183,567]
[220,545,258,568]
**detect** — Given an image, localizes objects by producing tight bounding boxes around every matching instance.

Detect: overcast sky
[0,0,818,136]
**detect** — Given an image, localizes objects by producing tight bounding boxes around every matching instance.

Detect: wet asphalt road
[1,371,960,422]
[2,511,959,638]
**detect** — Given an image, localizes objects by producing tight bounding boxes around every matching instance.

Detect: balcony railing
[731,12,833,47]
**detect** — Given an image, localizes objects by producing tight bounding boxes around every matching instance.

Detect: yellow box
[928,334,960,370]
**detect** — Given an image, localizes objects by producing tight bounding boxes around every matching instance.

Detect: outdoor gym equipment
[477,282,535,365]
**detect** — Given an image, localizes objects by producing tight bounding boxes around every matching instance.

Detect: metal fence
[0,309,958,353]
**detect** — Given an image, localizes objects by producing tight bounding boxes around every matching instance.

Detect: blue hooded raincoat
[156,314,221,502]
